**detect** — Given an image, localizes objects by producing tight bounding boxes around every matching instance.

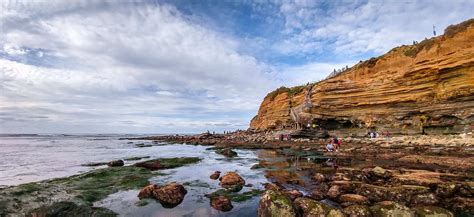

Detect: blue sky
[0,0,473,134]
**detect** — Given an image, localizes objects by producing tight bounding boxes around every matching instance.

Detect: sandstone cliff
[250,19,474,136]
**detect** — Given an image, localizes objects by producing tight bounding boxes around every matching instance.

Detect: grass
[444,18,474,38]
[265,85,307,101]
[404,38,436,58]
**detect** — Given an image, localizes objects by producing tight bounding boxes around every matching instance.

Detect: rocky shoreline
[132,131,473,216]
[1,131,472,216]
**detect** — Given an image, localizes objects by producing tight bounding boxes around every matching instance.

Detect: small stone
[283,189,303,201]
[107,160,124,167]
[339,194,369,205]
[327,185,341,199]
[313,173,326,182]
[210,196,233,212]
[210,171,221,180]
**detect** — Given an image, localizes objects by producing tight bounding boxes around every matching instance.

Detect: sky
[0,0,473,134]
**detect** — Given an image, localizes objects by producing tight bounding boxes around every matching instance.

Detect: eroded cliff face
[250,19,474,136]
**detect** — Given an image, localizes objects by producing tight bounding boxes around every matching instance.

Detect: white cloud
[0,1,275,133]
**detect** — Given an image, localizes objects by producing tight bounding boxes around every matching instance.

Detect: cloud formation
[0,0,472,133]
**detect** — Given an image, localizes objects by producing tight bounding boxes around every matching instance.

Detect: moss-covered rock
[343,205,372,217]
[258,190,296,217]
[294,197,344,217]
[413,206,454,217]
[370,201,415,217]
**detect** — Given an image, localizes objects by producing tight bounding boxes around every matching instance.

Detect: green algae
[27,201,117,217]
[183,180,210,188]
[124,156,150,161]
[207,189,263,202]
[0,157,201,215]
[137,157,201,170]
[11,183,42,196]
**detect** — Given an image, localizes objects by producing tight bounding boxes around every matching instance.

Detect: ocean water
[0,134,328,216]
[0,134,170,186]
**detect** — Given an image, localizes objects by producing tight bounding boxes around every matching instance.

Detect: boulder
[219,172,245,189]
[339,194,369,205]
[251,163,263,169]
[138,184,157,199]
[412,206,454,217]
[370,201,415,217]
[258,190,297,217]
[137,182,187,208]
[210,196,233,212]
[210,171,221,180]
[107,160,124,167]
[343,205,372,217]
[283,189,303,201]
[294,197,345,217]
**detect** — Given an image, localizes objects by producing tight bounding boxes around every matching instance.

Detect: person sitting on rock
[326,141,335,152]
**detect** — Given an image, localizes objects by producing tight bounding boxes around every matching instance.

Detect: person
[326,140,335,152]
[337,138,342,148]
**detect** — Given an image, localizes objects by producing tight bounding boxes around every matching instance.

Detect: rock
[134,160,161,170]
[332,173,350,181]
[339,194,369,205]
[219,172,245,189]
[370,201,415,217]
[137,182,187,208]
[445,197,474,214]
[263,183,282,191]
[331,180,355,192]
[283,189,303,201]
[210,196,233,212]
[356,184,430,203]
[313,173,326,182]
[210,171,221,180]
[138,184,157,199]
[107,160,124,167]
[412,206,454,217]
[258,190,297,217]
[327,185,341,199]
[458,181,474,197]
[371,166,387,177]
[435,183,458,198]
[216,149,238,158]
[309,189,326,200]
[410,193,439,205]
[343,205,372,217]
[251,163,263,169]
[294,197,344,217]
